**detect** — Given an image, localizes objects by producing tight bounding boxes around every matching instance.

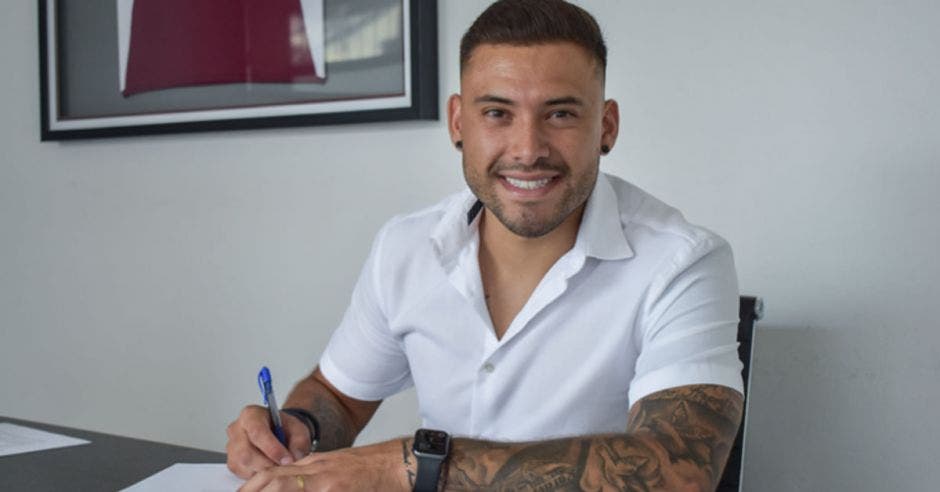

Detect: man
[227,1,744,490]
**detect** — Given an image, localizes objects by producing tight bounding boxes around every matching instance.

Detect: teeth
[506,177,551,190]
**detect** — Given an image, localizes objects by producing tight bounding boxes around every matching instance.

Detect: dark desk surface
[0,416,226,491]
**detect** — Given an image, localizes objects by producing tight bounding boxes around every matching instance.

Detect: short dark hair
[459,0,607,75]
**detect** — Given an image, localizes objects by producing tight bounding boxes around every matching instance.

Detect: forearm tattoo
[402,438,417,487]
[308,393,357,451]
[444,385,743,491]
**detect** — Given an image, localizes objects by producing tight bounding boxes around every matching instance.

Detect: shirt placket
[468,249,587,436]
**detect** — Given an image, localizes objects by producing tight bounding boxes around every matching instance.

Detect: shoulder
[606,174,727,250]
[371,189,470,255]
[605,173,732,270]
[357,189,473,319]
[363,189,472,298]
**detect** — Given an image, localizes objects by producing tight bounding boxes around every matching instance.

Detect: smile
[504,176,552,190]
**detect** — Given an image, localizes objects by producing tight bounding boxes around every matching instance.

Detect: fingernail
[293,451,304,461]
[280,457,292,465]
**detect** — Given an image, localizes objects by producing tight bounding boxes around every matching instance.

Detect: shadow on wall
[741,324,894,492]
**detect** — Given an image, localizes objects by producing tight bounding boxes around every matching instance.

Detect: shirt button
[483,363,495,373]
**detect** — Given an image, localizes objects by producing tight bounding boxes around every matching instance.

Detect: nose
[508,117,549,165]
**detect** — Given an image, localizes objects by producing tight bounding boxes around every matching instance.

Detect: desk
[0,416,226,491]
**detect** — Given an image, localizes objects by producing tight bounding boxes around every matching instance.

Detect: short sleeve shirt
[320,173,743,441]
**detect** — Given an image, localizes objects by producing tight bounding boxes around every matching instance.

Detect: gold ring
[295,475,305,489]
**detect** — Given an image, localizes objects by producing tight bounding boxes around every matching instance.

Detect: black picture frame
[39,0,438,141]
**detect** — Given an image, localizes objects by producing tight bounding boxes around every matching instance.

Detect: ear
[600,99,620,154]
[447,94,463,148]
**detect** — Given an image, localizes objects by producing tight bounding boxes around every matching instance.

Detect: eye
[550,110,575,119]
[484,108,507,119]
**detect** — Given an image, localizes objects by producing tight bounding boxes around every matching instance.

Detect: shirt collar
[573,172,634,261]
[430,173,634,268]
[430,190,482,269]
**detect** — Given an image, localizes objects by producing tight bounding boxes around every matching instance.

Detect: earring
[601,145,610,154]
[455,140,463,150]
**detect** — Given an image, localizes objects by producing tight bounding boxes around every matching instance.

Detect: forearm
[440,434,700,491]
[282,369,370,451]
[306,385,739,491]
[441,385,742,492]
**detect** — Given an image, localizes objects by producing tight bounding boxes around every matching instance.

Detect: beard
[463,157,598,238]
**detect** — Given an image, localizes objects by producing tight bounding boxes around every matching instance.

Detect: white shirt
[320,173,743,441]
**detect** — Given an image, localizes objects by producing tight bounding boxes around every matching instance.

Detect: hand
[237,439,412,492]
[226,405,314,479]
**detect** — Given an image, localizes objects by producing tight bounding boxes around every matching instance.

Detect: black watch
[411,429,450,492]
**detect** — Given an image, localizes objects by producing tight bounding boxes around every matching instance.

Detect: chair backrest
[716,295,763,492]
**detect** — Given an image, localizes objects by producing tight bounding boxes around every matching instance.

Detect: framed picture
[38,0,438,140]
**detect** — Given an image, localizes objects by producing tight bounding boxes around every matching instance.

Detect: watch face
[414,429,450,455]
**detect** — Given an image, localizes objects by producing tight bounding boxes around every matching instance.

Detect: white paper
[0,422,90,457]
[121,463,244,492]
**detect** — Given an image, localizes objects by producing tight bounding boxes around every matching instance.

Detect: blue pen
[257,366,288,446]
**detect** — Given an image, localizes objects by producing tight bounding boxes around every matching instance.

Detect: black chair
[716,295,763,492]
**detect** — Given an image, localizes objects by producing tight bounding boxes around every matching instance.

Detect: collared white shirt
[320,173,743,441]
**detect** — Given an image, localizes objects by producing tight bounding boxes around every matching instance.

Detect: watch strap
[281,407,320,452]
[413,454,444,492]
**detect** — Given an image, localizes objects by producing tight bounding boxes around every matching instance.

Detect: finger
[243,464,313,492]
[227,413,278,478]
[294,453,322,466]
[281,412,312,461]
[238,466,274,492]
[227,435,278,478]
[260,474,311,492]
[242,406,295,465]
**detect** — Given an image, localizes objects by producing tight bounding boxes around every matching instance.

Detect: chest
[481,271,542,339]
[389,270,643,438]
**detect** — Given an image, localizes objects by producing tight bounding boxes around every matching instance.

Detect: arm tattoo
[309,394,357,450]
[444,385,742,491]
[402,438,416,487]
[626,385,744,483]
[448,440,584,491]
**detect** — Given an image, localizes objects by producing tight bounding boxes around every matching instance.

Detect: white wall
[2,1,938,491]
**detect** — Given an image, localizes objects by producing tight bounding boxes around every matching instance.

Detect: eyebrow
[472,95,585,107]
[473,95,514,105]
[545,96,584,107]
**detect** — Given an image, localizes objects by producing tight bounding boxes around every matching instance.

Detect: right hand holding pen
[225,405,312,479]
